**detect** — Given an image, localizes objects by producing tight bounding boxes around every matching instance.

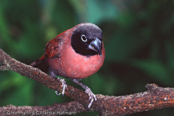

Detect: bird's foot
[55,78,67,96]
[85,87,97,109]
[72,79,97,108]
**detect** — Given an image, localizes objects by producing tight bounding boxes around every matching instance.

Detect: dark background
[0,0,174,116]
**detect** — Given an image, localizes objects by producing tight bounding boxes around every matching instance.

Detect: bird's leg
[72,79,97,108]
[50,71,67,96]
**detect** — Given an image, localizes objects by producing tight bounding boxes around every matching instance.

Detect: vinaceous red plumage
[31,23,105,108]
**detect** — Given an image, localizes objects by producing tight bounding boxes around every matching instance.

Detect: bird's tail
[30,55,49,73]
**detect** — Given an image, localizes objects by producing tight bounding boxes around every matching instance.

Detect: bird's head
[71,23,103,57]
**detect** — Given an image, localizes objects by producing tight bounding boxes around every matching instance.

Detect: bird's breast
[48,43,105,79]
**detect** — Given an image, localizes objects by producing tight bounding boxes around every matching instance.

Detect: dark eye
[81,34,87,42]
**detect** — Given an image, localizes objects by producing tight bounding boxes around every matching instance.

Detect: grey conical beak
[88,37,102,57]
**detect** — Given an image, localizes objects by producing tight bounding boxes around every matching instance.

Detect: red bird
[31,23,105,108]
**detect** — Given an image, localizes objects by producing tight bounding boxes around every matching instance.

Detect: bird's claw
[55,78,67,96]
[55,91,61,96]
[85,87,97,108]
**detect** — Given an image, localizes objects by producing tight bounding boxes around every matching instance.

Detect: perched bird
[30,23,105,108]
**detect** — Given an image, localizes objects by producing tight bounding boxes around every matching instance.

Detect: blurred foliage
[0,0,174,116]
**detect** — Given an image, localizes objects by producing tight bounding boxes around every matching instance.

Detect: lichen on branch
[1,49,174,116]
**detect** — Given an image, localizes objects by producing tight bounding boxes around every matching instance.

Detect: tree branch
[1,49,174,116]
[0,101,84,116]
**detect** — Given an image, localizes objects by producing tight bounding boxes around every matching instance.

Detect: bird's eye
[81,34,87,42]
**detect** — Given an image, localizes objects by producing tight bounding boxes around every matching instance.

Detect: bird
[30,23,105,108]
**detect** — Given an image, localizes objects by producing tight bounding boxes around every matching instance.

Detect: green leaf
[132,60,174,85]
[87,0,118,23]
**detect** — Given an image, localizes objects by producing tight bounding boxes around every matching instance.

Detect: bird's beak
[88,37,102,57]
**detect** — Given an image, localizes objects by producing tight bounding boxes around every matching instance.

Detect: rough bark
[1,49,174,116]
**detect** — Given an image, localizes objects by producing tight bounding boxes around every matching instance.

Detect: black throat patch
[71,23,103,57]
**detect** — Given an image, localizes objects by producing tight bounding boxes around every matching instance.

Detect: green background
[0,0,174,116]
